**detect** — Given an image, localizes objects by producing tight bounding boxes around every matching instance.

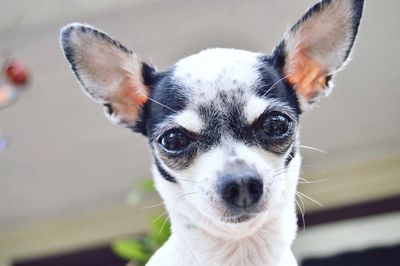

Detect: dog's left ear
[273,0,364,109]
[60,23,154,127]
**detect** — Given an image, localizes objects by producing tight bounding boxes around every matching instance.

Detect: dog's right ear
[272,0,364,110]
[60,23,154,128]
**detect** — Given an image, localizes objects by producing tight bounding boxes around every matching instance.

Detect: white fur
[244,96,269,124]
[174,48,262,106]
[174,110,204,133]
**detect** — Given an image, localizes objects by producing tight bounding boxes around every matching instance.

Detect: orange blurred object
[4,59,30,86]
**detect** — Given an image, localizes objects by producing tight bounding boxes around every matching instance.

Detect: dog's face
[61,0,363,236]
[146,49,301,229]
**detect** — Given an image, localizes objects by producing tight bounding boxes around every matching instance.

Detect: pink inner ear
[108,72,149,124]
[286,49,327,100]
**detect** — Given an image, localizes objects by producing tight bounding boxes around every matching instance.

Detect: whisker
[171,192,197,212]
[272,168,301,178]
[152,210,168,223]
[296,192,306,215]
[298,178,331,184]
[141,202,164,210]
[152,192,197,224]
[263,75,289,97]
[158,216,170,235]
[297,191,323,207]
[273,169,330,185]
[299,145,327,154]
[272,163,301,173]
[147,96,177,113]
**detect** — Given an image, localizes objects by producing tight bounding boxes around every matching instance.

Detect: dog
[60,0,364,265]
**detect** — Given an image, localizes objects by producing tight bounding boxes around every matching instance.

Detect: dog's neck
[147,179,298,266]
[147,207,297,266]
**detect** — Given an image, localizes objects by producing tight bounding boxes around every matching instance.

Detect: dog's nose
[219,172,263,209]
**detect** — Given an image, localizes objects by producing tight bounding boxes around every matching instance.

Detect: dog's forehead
[145,48,300,138]
[173,48,262,97]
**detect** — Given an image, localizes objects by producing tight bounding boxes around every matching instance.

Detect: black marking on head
[219,89,249,140]
[154,157,177,183]
[195,89,249,148]
[145,71,189,139]
[131,68,189,136]
[141,62,159,87]
[256,56,301,117]
[137,69,204,171]
[132,62,162,135]
[271,41,286,72]
[197,102,221,141]
[285,145,297,166]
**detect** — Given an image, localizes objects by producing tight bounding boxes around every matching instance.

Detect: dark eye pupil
[160,131,190,151]
[263,115,290,137]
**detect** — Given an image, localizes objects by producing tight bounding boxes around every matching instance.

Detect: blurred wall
[0,0,399,264]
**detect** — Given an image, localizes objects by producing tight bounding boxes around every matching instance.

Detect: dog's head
[61,0,363,237]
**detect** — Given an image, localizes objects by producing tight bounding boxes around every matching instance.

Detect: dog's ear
[60,23,154,127]
[273,0,364,109]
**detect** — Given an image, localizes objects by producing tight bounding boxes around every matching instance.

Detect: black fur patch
[132,62,163,135]
[103,103,114,116]
[154,157,177,183]
[256,56,301,117]
[142,70,189,139]
[285,145,297,166]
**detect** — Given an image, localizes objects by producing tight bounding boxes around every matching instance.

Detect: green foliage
[150,215,171,246]
[140,179,155,192]
[111,218,171,265]
[111,178,170,265]
[111,239,151,264]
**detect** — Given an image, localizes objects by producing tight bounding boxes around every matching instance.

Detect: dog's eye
[262,113,292,138]
[159,129,191,153]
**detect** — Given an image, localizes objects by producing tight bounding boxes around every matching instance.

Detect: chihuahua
[60,0,364,265]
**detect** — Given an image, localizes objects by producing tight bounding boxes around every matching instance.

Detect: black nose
[219,173,263,209]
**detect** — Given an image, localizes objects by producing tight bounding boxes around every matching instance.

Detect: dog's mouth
[222,213,257,224]
[218,202,268,224]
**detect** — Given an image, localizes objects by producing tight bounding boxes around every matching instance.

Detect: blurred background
[0,0,399,265]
